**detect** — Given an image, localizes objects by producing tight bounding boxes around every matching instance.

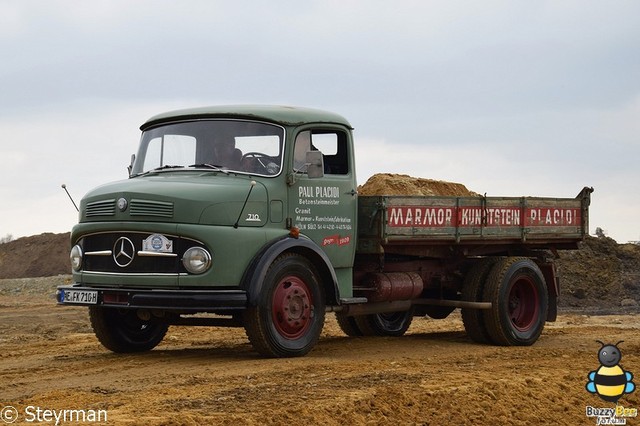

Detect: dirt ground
[1,277,639,426]
[1,173,639,425]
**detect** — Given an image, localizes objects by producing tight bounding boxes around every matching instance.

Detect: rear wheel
[354,308,414,337]
[89,306,168,353]
[482,257,548,346]
[461,258,497,344]
[243,253,325,357]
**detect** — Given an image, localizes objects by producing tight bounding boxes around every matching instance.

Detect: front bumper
[56,284,247,312]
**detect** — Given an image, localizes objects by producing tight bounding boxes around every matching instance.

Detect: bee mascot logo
[586,340,635,403]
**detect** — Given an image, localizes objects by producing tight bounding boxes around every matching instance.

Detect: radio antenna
[234,181,256,228]
[61,184,79,212]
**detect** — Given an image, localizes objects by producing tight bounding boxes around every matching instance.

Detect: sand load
[357,173,479,197]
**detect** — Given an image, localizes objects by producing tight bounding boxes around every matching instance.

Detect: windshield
[131,120,285,177]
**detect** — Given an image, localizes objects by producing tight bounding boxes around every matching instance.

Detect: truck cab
[58,106,359,357]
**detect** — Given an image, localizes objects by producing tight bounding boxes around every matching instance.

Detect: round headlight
[182,247,212,274]
[70,244,83,271]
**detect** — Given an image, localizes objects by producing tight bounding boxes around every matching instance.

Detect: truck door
[288,129,357,270]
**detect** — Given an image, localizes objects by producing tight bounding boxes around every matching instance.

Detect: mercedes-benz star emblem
[113,237,135,267]
[117,197,128,212]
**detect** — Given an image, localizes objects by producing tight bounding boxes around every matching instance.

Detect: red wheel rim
[508,276,539,332]
[271,275,314,339]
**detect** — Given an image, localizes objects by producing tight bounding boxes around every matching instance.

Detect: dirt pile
[0,232,70,279]
[557,236,640,311]
[358,173,479,197]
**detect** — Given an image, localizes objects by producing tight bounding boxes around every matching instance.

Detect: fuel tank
[362,272,423,302]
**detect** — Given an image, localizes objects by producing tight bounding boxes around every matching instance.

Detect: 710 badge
[61,289,97,304]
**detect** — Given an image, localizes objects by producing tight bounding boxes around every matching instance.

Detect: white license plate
[63,289,98,304]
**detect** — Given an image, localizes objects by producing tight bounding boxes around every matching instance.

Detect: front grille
[81,232,202,274]
[86,199,116,217]
[130,199,174,218]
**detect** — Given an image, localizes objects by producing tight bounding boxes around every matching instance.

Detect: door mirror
[306,151,324,178]
[127,154,136,176]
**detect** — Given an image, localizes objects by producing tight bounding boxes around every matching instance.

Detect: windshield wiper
[132,165,185,177]
[189,163,229,174]
[154,165,184,171]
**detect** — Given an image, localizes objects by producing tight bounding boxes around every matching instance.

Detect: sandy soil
[357,173,479,197]
[1,277,638,426]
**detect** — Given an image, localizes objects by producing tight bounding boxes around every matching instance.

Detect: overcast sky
[1,1,639,243]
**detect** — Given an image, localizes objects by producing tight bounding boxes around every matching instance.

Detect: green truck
[57,105,593,357]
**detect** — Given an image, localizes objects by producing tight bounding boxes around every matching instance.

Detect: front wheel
[482,257,548,346]
[243,253,325,357]
[89,306,169,353]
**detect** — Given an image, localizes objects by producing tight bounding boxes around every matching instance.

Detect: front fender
[241,235,339,306]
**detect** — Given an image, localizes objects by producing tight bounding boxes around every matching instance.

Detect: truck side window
[293,130,349,175]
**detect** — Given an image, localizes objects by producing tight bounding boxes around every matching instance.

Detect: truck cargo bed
[357,187,592,255]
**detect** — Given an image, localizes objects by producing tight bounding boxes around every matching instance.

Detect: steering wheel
[241,152,279,174]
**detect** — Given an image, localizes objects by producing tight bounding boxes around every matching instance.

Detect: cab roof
[141,105,353,130]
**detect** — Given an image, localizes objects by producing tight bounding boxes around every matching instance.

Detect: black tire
[354,308,414,337]
[482,257,548,346]
[461,258,497,344]
[335,312,364,337]
[243,253,325,357]
[89,306,169,353]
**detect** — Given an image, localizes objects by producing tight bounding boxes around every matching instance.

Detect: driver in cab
[213,138,242,170]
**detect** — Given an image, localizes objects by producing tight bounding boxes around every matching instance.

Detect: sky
[1,1,639,243]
